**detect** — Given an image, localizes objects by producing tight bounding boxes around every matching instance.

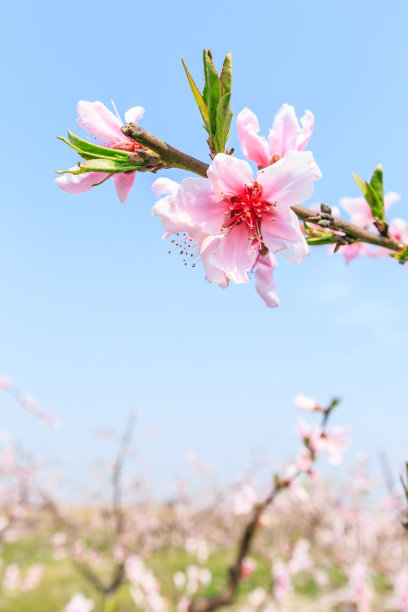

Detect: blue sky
[1,0,408,496]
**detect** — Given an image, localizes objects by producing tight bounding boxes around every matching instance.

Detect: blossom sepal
[304,222,338,246]
[182,50,233,155]
[57,131,164,175]
[352,164,386,228]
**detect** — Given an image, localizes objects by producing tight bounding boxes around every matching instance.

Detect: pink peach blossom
[237,104,314,169]
[339,191,400,229]
[56,101,145,203]
[294,394,323,412]
[152,152,321,307]
[329,241,378,264]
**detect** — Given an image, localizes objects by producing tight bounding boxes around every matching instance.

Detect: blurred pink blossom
[294,394,323,412]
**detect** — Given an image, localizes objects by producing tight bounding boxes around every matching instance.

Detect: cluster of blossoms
[57,100,322,307]
[152,104,321,307]
[1,408,408,612]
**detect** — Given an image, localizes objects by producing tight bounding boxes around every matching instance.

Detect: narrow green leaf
[79,159,140,173]
[203,49,221,139]
[370,164,384,220]
[58,137,118,162]
[306,235,338,246]
[365,181,383,219]
[351,172,367,197]
[220,51,232,97]
[67,131,130,159]
[181,58,209,130]
[214,93,232,153]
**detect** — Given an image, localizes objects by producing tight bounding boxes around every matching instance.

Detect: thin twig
[122,124,406,254]
[188,400,338,612]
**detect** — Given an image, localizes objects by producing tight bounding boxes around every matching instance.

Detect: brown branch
[188,478,294,612]
[121,124,210,178]
[122,123,406,255]
[188,400,338,612]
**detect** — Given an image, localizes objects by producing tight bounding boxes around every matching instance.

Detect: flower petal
[151,181,204,238]
[124,106,145,124]
[207,154,253,201]
[268,104,301,157]
[112,172,136,203]
[278,210,308,263]
[254,253,279,308]
[338,196,372,227]
[176,178,224,238]
[257,151,322,207]
[151,177,179,198]
[237,108,271,168]
[296,110,314,151]
[56,168,110,194]
[77,101,124,145]
[200,226,257,285]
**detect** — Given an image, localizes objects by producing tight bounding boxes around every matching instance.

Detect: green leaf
[203,49,221,141]
[67,131,130,159]
[352,172,367,197]
[79,159,140,173]
[352,169,384,221]
[369,164,385,220]
[181,58,209,130]
[58,133,131,162]
[365,181,384,220]
[214,92,232,153]
[391,246,408,264]
[306,235,337,246]
[220,51,232,97]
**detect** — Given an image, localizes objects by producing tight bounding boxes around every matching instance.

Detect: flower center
[221,181,273,255]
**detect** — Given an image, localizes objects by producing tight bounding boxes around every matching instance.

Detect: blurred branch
[189,400,338,612]
[112,411,136,536]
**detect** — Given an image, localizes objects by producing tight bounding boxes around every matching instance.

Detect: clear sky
[1,0,408,496]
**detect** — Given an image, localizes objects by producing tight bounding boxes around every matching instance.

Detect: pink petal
[268,104,301,157]
[389,217,408,243]
[56,169,110,194]
[112,172,136,203]
[339,196,372,227]
[207,154,253,202]
[254,253,279,308]
[176,178,224,237]
[200,226,257,285]
[237,108,271,168]
[77,101,124,145]
[261,209,306,256]
[151,177,179,198]
[278,210,308,263]
[124,106,145,124]
[257,151,322,207]
[199,238,229,289]
[151,191,195,237]
[296,110,314,151]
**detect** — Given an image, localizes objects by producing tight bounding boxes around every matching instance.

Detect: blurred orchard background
[1,0,408,610]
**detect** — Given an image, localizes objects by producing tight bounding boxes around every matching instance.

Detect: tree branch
[121,124,210,178]
[188,400,338,612]
[122,123,406,254]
